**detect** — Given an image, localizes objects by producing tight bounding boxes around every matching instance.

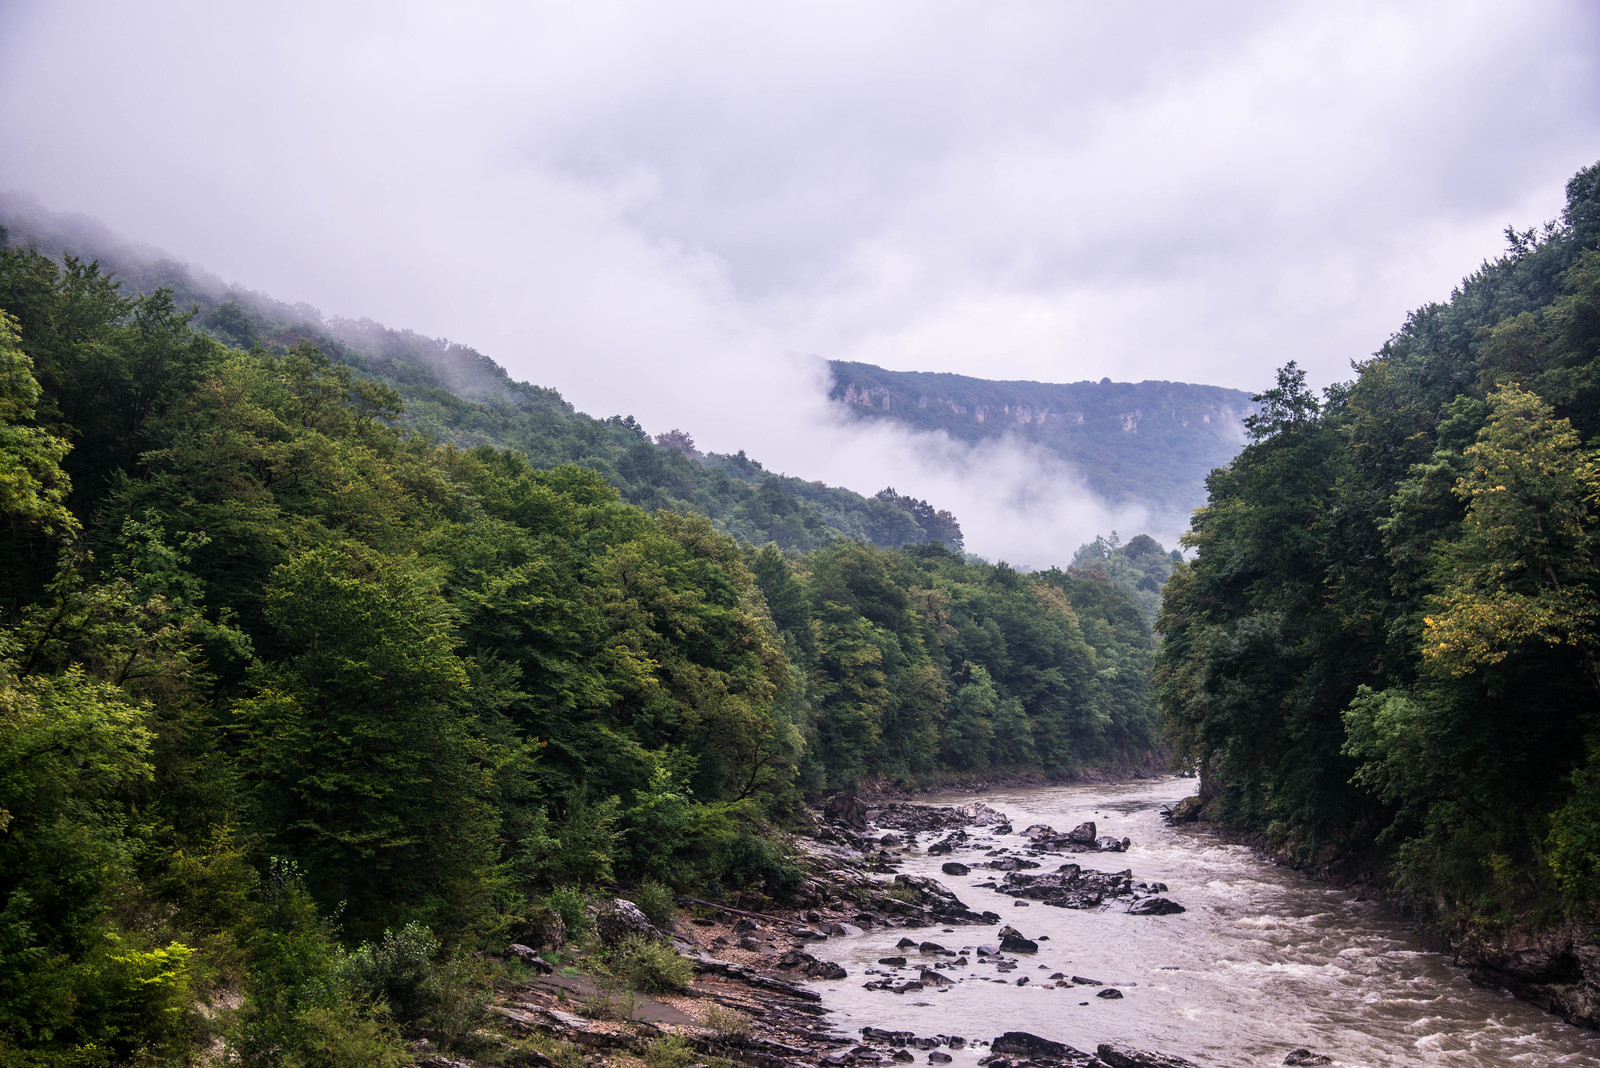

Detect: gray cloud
[2,0,1598,563]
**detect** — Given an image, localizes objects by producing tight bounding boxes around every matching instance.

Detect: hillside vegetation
[0,198,960,555]
[0,230,1159,1064]
[1158,161,1600,938]
[829,361,1254,527]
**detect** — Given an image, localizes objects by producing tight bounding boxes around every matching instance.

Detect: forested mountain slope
[0,196,959,554]
[1157,160,1600,1018]
[0,220,1160,1062]
[829,361,1254,526]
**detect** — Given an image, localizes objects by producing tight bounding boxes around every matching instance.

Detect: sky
[3,1,1599,564]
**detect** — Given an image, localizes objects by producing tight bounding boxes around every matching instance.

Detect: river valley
[807,778,1600,1067]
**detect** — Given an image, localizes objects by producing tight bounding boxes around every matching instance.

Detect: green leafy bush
[605,935,692,994]
[336,922,485,1042]
[538,887,592,941]
[631,881,676,928]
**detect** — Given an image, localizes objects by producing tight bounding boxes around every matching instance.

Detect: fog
[2,1,1598,563]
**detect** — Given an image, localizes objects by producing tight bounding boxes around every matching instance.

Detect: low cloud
[2,1,1597,564]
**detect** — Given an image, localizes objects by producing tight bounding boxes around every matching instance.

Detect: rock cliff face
[828,360,1254,528]
[1452,919,1600,1028]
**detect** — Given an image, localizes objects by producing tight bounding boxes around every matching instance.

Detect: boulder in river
[990,1032,1084,1060]
[1096,1044,1202,1068]
[941,861,971,876]
[1283,1051,1334,1066]
[1066,821,1097,844]
[825,793,872,829]
[997,925,1038,953]
[1096,987,1124,999]
[1162,795,1204,824]
[1127,897,1186,916]
[805,960,848,980]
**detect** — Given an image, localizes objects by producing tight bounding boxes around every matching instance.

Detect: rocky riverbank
[438,796,1246,1068]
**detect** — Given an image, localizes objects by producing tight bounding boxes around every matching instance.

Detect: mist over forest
[4,3,1600,1067]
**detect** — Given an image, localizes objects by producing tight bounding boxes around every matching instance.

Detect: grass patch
[644,1034,699,1068]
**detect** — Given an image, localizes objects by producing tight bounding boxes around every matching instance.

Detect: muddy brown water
[807,777,1600,1067]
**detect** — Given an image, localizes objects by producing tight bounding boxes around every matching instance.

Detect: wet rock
[1066,821,1097,844]
[1016,976,1029,986]
[822,1051,854,1066]
[928,1053,952,1064]
[918,941,947,954]
[892,1051,915,1063]
[1127,898,1186,916]
[997,926,1038,953]
[920,969,953,986]
[1096,836,1131,852]
[1021,824,1058,841]
[881,833,905,847]
[1282,1052,1333,1066]
[998,864,1142,909]
[878,956,908,966]
[987,857,1041,872]
[777,948,818,969]
[990,1032,1085,1060]
[897,937,920,949]
[826,793,872,829]
[1451,917,1600,1029]
[946,1037,966,1049]
[977,944,1000,956]
[1070,975,1102,986]
[942,862,971,876]
[1096,987,1124,999]
[1096,1044,1202,1068]
[861,1027,910,1044]
[805,960,848,980]
[593,898,664,946]
[1162,795,1204,824]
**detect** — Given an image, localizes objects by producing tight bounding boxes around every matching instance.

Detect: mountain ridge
[829,359,1255,528]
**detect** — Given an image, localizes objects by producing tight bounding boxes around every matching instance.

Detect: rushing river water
[806,777,1600,1067]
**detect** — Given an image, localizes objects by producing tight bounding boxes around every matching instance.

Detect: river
[805,777,1600,1067]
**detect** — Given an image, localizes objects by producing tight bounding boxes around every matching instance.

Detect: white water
[806,778,1600,1067]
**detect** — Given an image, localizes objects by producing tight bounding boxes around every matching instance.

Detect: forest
[1158,160,1600,934]
[0,235,1160,1065]
[0,195,962,557]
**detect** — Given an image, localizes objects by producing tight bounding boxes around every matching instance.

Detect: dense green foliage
[829,361,1254,528]
[1069,532,1183,626]
[1158,160,1600,931]
[0,232,1158,1063]
[0,200,961,556]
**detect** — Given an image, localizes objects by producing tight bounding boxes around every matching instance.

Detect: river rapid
[806,777,1600,1067]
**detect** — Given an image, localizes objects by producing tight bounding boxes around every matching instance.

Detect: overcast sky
[3,1,1599,563]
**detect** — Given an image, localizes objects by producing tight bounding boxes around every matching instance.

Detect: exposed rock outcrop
[1452,917,1600,1029]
